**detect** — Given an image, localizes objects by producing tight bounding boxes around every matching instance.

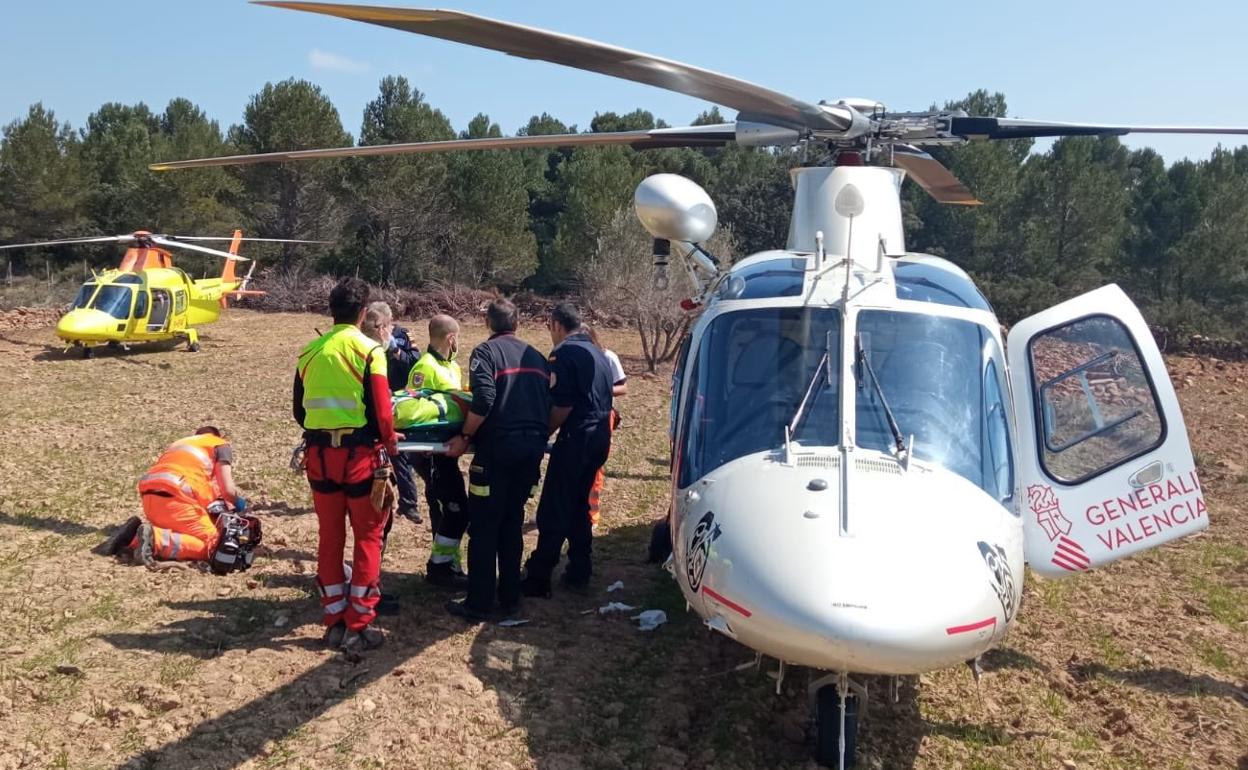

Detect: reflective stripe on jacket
[138,433,229,506]
[297,324,387,430]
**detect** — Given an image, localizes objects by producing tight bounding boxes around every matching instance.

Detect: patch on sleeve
[410,372,425,387]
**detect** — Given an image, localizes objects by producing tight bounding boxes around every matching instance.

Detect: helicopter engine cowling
[673,450,1023,675]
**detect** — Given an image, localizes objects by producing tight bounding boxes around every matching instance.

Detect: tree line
[1,79,1246,339]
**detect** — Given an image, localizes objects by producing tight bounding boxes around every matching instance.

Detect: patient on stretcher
[393,388,472,441]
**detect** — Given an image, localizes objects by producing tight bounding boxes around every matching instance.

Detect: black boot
[519,572,552,599]
[375,592,400,616]
[93,516,141,557]
[425,560,468,589]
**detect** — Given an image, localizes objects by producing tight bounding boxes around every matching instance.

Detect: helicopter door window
[1029,315,1164,484]
[89,285,134,320]
[147,290,171,330]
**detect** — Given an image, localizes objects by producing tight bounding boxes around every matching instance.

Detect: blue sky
[2,0,1246,163]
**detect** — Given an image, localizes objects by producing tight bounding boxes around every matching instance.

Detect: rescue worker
[96,426,249,566]
[360,301,414,616]
[444,299,549,622]
[407,314,471,588]
[363,301,422,523]
[294,278,398,654]
[521,303,614,597]
[584,326,627,528]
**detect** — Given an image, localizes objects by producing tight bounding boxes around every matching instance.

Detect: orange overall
[136,434,231,561]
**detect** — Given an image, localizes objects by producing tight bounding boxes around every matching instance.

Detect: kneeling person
[99,426,257,572]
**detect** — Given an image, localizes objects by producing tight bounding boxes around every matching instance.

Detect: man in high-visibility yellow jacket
[293,277,398,656]
[406,314,472,588]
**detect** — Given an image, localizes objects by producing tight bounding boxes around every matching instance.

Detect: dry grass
[0,311,1243,770]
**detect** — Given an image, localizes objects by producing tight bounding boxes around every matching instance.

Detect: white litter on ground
[632,609,668,631]
[598,602,637,615]
[606,580,624,593]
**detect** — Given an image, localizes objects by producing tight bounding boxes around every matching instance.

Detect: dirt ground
[0,309,1243,770]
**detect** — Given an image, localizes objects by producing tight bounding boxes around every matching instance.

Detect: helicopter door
[147,289,172,331]
[1006,284,1206,578]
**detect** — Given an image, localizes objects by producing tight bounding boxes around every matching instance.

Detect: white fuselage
[667,165,1025,675]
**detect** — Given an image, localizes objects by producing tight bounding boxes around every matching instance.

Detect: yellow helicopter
[0,230,320,356]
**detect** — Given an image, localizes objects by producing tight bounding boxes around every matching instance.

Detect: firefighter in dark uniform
[444,298,550,621]
[521,302,614,597]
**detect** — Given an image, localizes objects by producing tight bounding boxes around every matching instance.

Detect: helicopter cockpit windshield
[855,310,1013,501]
[678,307,841,486]
[89,285,135,320]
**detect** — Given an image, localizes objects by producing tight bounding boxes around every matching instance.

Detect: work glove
[233,495,248,513]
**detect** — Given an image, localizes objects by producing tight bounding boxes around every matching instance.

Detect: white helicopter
[153,3,1248,766]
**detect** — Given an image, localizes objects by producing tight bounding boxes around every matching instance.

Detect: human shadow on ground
[0,509,109,538]
[1071,661,1248,706]
[103,566,463,770]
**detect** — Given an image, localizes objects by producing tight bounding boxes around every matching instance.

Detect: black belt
[303,429,378,448]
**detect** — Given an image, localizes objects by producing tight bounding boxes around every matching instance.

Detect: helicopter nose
[56,309,116,341]
[685,458,1019,675]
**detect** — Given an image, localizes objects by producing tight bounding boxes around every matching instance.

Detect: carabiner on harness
[290,440,307,474]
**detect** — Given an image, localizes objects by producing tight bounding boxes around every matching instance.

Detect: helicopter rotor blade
[891,145,981,206]
[253,1,854,133]
[151,124,741,170]
[949,116,1248,141]
[148,236,251,261]
[0,235,135,251]
[162,236,332,244]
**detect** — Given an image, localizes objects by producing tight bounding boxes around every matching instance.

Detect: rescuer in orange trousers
[96,426,249,566]
[293,277,399,656]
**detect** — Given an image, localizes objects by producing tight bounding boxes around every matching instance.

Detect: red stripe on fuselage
[702,586,752,618]
[945,616,997,635]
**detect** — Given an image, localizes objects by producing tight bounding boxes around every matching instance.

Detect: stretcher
[394,388,470,455]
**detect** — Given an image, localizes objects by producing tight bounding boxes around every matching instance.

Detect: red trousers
[141,493,219,561]
[306,445,387,631]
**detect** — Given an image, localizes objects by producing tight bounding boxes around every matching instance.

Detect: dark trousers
[466,436,544,612]
[526,424,611,584]
[392,452,419,517]
[413,455,469,541]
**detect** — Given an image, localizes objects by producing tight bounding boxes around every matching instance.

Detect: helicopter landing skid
[809,671,866,770]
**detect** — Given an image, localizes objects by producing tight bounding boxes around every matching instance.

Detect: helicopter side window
[1029,315,1164,484]
[893,261,993,312]
[89,285,135,320]
[677,307,841,487]
[856,311,1004,495]
[133,290,149,320]
[71,283,97,309]
[983,359,1014,504]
